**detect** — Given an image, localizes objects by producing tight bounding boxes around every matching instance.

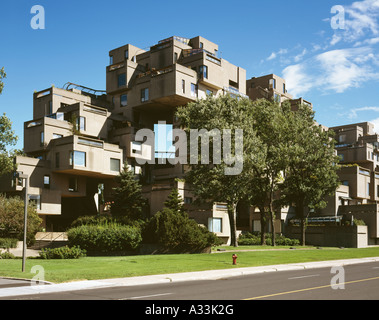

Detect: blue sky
[1,0,379,150]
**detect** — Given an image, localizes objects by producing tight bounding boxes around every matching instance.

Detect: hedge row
[238,232,300,246]
[67,222,142,253]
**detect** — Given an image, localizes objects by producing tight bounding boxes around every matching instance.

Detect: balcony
[133,64,197,110]
[52,136,123,178]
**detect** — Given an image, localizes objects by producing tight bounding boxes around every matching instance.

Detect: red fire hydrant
[232,254,237,265]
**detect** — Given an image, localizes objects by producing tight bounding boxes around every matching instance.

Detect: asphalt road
[3,261,379,301]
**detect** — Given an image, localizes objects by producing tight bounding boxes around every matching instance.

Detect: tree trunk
[269,202,276,247]
[228,203,238,247]
[259,206,266,246]
[297,198,306,246]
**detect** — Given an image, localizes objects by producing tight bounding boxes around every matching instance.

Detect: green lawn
[2,247,379,283]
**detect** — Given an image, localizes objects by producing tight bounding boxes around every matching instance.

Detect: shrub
[0,237,18,249]
[238,232,299,246]
[67,223,142,253]
[0,251,16,259]
[0,194,42,246]
[145,207,222,251]
[38,246,86,259]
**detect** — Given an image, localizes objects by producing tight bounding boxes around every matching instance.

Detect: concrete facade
[2,35,379,247]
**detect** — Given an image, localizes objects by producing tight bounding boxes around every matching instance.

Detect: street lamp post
[16,172,29,272]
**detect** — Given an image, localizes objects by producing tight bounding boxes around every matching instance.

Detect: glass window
[40,132,44,146]
[110,158,120,172]
[191,83,197,97]
[118,73,126,87]
[154,123,175,159]
[269,78,276,89]
[76,117,85,131]
[141,88,149,102]
[44,175,50,189]
[110,55,113,65]
[120,94,127,107]
[124,50,129,60]
[70,151,86,167]
[29,195,41,210]
[208,218,222,233]
[56,112,64,121]
[182,80,185,94]
[53,133,63,139]
[200,65,208,79]
[206,89,213,96]
[69,177,78,192]
[184,197,193,204]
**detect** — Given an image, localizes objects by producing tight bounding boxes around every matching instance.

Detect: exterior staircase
[30,232,68,250]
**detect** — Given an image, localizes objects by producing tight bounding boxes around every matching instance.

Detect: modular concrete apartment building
[1,35,379,246]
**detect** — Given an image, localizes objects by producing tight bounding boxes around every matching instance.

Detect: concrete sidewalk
[1,256,379,298]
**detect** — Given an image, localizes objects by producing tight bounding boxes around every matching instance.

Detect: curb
[1,257,379,298]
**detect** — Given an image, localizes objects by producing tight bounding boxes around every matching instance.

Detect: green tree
[164,187,185,215]
[146,188,221,251]
[111,165,147,220]
[0,67,6,94]
[176,94,265,247]
[0,113,19,177]
[279,104,340,246]
[0,194,42,246]
[248,99,292,246]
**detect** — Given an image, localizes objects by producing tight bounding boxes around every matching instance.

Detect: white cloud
[266,48,288,61]
[346,106,379,119]
[267,52,277,61]
[282,47,379,97]
[331,0,379,45]
[294,48,307,62]
[369,117,379,133]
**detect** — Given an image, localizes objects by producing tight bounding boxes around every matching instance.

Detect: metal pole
[22,176,28,273]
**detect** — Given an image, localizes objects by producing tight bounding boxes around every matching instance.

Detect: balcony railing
[223,86,248,99]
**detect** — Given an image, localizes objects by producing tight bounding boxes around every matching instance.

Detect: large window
[120,94,127,107]
[118,73,126,87]
[141,88,149,102]
[110,158,120,172]
[199,65,208,79]
[70,151,86,167]
[208,218,222,233]
[154,123,175,159]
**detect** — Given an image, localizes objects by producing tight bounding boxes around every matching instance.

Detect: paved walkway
[1,256,379,298]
